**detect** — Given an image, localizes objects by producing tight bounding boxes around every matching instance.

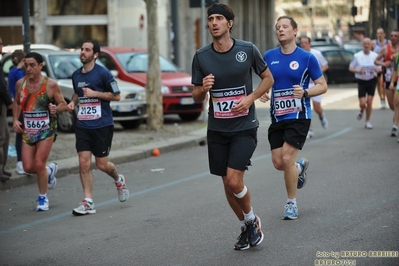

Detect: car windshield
[48,54,82,79]
[49,54,109,79]
[115,52,179,73]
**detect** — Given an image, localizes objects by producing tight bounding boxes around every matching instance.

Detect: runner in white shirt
[299,36,329,138]
[349,38,380,129]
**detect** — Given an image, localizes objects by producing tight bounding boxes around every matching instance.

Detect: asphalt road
[0,84,398,266]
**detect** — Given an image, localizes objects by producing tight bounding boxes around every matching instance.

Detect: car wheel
[120,119,142,129]
[178,112,201,121]
[57,108,76,133]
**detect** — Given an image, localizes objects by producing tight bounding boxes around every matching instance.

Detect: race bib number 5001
[77,97,102,120]
[273,88,302,116]
[211,85,248,119]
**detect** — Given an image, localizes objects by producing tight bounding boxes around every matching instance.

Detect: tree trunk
[144,0,163,130]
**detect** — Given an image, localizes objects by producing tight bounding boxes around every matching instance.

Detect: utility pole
[22,0,31,54]
[201,0,207,122]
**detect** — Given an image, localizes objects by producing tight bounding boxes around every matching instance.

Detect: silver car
[1,50,147,132]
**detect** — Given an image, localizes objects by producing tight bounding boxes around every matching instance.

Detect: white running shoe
[306,130,314,139]
[47,162,58,189]
[380,100,386,109]
[365,122,373,129]
[116,174,129,202]
[36,196,49,211]
[72,200,96,215]
[16,161,31,176]
[321,117,328,129]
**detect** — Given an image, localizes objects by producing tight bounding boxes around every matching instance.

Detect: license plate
[180,98,194,105]
[115,105,135,112]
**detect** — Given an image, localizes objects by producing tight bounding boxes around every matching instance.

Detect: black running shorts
[75,125,114,158]
[357,78,377,97]
[385,81,397,90]
[268,119,310,150]
[207,128,257,177]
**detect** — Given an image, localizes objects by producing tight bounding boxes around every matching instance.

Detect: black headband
[207,6,233,21]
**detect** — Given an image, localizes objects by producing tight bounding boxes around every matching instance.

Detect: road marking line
[0,127,353,236]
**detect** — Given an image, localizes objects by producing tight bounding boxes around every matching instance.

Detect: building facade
[0,0,276,73]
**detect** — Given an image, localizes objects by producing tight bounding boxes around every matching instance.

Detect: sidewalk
[0,127,207,191]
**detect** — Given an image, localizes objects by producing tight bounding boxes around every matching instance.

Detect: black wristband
[303,89,308,98]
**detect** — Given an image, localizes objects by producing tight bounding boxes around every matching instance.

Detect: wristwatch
[303,89,308,98]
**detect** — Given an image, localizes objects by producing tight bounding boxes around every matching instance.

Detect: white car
[1,50,147,132]
[1,44,62,54]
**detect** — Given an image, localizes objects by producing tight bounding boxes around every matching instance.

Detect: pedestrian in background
[262,16,328,220]
[67,40,129,216]
[349,38,379,129]
[0,36,14,182]
[299,36,329,138]
[191,3,274,250]
[8,49,29,175]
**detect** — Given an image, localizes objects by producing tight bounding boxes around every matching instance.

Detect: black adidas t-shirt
[192,39,267,132]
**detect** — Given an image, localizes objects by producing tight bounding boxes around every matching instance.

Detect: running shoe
[380,100,386,109]
[306,130,314,139]
[16,161,25,175]
[365,122,373,129]
[47,162,58,189]
[72,200,96,215]
[245,215,264,247]
[357,111,363,120]
[15,161,32,176]
[36,196,49,211]
[234,227,250,251]
[321,117,328,129]
[297,158,309,189]
[391,127,398,137]
[116,174,129,202]
[283,201,298,220]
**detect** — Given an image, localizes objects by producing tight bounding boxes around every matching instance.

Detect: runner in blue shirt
[67,40,129,215]
[261,16,327,220]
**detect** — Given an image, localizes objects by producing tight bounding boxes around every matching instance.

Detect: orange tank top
[19,76,58,145]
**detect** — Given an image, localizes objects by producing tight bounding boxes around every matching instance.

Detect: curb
[0,128,207,191]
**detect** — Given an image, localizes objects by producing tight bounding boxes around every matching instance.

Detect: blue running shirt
[72,64,115,129]
[264,47,322,123]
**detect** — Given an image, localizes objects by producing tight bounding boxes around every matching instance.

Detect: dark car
[98,47,203,121]
[342,41,363,54]
[312,46,357,84]
[1,51,147,132]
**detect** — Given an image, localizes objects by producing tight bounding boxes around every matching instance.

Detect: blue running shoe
[47,162,58,190]
[297,158,309,189]
[283,201,298,220]
[36,196,49,211]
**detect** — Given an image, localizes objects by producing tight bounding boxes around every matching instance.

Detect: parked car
[342,41,363,54]
[1,44,62,53]
[312,46,357,84]
[98,47,203,121]
[1,50,147,132]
